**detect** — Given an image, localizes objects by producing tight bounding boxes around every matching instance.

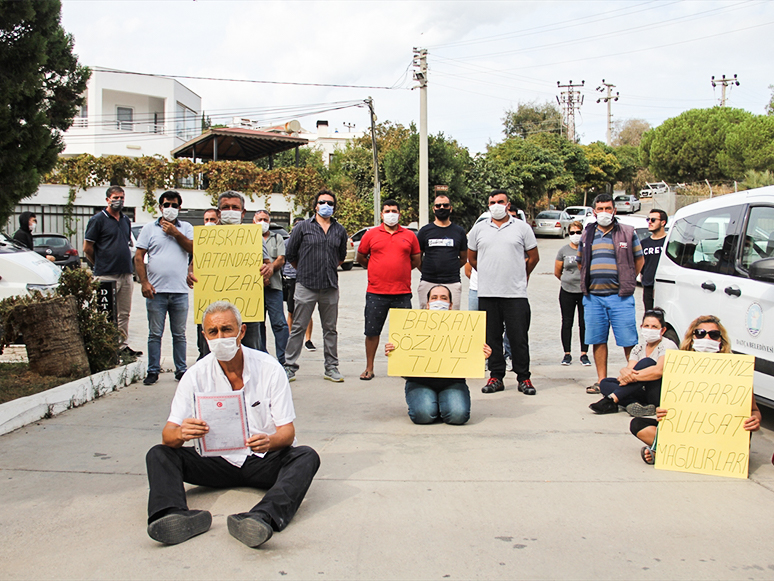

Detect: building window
[176,103,198,141]
[116,106,133,131]
[73,103,88,128]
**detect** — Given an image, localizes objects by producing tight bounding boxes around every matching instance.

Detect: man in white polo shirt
[135,190,194,385]
[145,301,320,548]
[468,189,540,395]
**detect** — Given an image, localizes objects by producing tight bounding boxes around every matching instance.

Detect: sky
[60,0,774,155]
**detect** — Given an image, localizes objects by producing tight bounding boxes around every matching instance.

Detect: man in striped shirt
[577,193,644,395]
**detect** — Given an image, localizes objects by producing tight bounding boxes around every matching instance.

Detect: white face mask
[428,300,450,310]
[207,336,240,361]
[569,233,582,245]
[162,207,178,222]
[29,221,37,233]
[596,212,614,227]
[383,212,400,227]
[256,221,270,233]
[220,210,242,225]
[640,328,663,344]
[489,204,508,220]
[204,221,217,226]
[692,338,721,353]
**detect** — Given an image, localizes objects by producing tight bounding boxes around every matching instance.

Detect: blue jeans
[146,292,188,375]
[468,289,478,311]
[583,293,638,347]
[405,380,470,425]
[259,288,289,365]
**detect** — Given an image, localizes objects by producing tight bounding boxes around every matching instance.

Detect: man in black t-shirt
[416,194,468,309]
[640,209,668,311]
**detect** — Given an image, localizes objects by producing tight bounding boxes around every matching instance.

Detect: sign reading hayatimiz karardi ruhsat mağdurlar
[387,309,486,378]
[192,224,264,324]
[655,350,755,479]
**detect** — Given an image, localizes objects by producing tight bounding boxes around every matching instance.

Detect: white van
[654,187,774,406]
[0,233,61,300]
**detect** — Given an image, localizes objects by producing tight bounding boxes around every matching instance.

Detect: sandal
[641,446,655,465]
[586,382,600,394]
[360,371,375,381]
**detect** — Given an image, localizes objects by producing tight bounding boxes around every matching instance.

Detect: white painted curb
[0,359,147,436]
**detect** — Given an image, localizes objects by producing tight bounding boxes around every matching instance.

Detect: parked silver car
[564,206,594,222]
[531,210,572,238]
[614,194,641,214]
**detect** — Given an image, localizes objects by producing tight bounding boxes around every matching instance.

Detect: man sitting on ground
[385,285,491,425]
[145,300,320,548]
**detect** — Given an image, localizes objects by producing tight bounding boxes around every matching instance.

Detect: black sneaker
[579,354,592,366]
[626,402,657,417]
[589,396,619,414]
[227,513,273,548]
[121,346,144,357]
[147,509,212,545]
[174,370,186,381]
[518,379,537,395]
[481,377,504,393]
[143,372,159,385]
[304,340,316,351]
[561,354,572,366]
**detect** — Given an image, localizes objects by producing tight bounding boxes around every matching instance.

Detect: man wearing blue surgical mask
[283,189,348,383]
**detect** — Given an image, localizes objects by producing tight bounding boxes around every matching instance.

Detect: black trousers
[146,444,320,531]
[599,357,662,407]
[479,297,531,382]
[643,285,654,312]
[559,288,588,353]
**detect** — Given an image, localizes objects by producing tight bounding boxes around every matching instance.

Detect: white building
[62,68,202,159]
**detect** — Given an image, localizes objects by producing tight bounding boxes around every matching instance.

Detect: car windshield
[615,195,630,202]
[34,237,68,248]
[565,208,585,216]
[537,211,561,219]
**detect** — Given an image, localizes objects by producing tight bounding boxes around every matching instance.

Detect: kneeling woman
[590,308,677,416]
[632,315,762,464]
[385,285,491,425]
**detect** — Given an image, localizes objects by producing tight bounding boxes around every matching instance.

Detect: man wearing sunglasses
[416,194,467,310]
[284,189,348,383]
[640,209,668,311]
[135,191,194,385]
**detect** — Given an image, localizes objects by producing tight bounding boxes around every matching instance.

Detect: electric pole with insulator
[413,47,429,227]
[557,80,585,143]
[711,74,739,107]
[596,79,618,146]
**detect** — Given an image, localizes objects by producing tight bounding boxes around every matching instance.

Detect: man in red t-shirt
[356,199,421,380]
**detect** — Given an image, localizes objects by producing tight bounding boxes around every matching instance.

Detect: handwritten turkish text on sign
[387,309,486,378]
[656,350,754,479]
[193,225,264,323]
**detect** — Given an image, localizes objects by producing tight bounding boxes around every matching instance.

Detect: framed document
[193,391,250,457]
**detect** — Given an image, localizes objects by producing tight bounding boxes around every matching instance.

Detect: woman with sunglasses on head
[554,221,592,367]
[631,315,762,464]
[589,308,677,416]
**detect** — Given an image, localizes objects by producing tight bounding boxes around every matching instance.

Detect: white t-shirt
[168,346,296,467]
[468,217,537,298]
[629,337,678,363]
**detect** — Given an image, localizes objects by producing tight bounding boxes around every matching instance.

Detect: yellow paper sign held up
[655,350,755,479]
[192,225,264,323]
[387,309,486,378]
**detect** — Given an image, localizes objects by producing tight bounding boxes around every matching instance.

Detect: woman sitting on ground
[589,308,677,416]
[385,284,491,426]
[631,315,762,464]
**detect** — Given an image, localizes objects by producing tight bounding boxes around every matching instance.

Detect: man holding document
[145,301,320,548]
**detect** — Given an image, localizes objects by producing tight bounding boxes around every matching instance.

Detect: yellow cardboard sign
[387,309,486,378]
[192,225,264,324]
[655,350,755,479]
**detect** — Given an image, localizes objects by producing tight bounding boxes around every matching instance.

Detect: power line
[90,67,407,91]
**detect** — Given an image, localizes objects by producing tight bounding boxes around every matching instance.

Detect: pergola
[171,127,309,165]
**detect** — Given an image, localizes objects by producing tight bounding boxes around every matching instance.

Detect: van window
[740,205,774,271]
[665,207,742,274]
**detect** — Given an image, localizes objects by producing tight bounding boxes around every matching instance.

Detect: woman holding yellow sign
[631,315,762,465]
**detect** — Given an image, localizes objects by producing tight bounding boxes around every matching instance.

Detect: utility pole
[414,47,429,227]
[365,98,381,226]
[711,74,739,107]
[596,79,619,146]
[342,122,356,132]
[556,80,584,143]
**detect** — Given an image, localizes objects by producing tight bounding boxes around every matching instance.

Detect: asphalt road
[2,206,774,580]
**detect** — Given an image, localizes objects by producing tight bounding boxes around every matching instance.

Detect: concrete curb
[0,358,147,436]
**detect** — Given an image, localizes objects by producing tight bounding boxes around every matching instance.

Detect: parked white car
[564,206,594,223]
[0,233,61,300]
[654,186,774,406]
